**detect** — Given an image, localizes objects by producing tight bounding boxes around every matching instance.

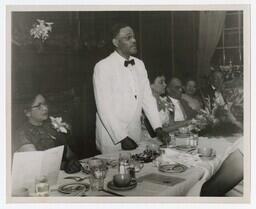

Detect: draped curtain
[197,11,226,81]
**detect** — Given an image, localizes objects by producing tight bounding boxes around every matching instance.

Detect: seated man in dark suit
[165,77,197,130]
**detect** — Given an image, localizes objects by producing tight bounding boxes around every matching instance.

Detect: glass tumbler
[88,158,107,191]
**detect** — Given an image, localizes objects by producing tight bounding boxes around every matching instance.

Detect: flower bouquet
[190,94,228,134]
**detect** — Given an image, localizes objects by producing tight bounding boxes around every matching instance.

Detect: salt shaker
[193,134,199,147]
[118,153,130,175]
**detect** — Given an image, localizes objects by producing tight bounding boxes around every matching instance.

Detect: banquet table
[49,134,241,197]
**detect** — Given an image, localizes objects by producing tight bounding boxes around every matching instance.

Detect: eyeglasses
[31,103,48,110]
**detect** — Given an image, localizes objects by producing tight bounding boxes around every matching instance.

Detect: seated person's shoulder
[13,123,34,153]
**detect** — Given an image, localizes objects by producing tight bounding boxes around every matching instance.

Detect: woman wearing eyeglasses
[12,93,82,174]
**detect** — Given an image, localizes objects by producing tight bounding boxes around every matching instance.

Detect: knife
[101,189,124,196]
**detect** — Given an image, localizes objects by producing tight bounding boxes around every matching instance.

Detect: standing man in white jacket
[93,23,168,154]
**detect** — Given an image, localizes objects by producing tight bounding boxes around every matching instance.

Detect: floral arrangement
[191,83,243,135]
[30,19,54,42]
[210,62,243,82]
[50,116,70,134]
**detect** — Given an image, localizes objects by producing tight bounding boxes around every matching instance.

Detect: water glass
[88,158,107,191]
[89,175,105,191]
[35,176,50,197]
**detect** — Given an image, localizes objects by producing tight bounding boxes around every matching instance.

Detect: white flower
[30,19,54,42]
[50,116,70,134]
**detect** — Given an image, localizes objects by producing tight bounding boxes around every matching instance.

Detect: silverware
[64,176,89,182]
[101,189,124,196]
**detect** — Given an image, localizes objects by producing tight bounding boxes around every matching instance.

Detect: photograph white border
[2,1,253,207]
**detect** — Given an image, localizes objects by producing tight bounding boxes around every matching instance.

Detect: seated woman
[181,79,202,112]
[141,73,191,146]
[12,93,82,174]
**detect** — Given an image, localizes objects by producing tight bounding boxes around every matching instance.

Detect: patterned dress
[13,120,69,154]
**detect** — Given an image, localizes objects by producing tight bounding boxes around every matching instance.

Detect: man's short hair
[111,22,130,39]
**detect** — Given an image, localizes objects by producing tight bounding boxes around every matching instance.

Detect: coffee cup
[198,147,213,157]
[113,173,131,187]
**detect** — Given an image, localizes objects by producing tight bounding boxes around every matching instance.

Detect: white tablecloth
[50,135,241,197]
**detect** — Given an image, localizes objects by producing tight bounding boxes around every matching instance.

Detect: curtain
[197,11,226,81]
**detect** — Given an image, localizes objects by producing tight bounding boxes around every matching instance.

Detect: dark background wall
[11,11,199,158]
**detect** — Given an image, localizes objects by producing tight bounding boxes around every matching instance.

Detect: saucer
[159,164,187,173]
[174,145,195,152]
[199,153,216,161]
[107,179,137,191]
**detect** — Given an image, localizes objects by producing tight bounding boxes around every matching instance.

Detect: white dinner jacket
[93,51,161,153]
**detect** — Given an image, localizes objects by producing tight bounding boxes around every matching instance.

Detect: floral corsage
[50,116,70,134]
[159,96,175,112]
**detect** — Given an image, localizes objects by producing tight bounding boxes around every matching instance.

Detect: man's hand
[155,127,170,145]
[63,159,82,174]
[121,137,138,150]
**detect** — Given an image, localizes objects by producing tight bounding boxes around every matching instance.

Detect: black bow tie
[124,59,135,67]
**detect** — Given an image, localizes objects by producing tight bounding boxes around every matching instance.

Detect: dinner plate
[159,164,187,173]
[58,182,90,194]
[107,179,137,191]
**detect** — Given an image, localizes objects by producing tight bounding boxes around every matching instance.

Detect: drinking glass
[35,176,50,197]
[88,158,107,191]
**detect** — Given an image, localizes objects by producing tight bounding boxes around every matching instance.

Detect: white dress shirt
[169,97,186,121]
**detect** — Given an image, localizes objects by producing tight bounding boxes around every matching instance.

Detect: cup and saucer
[197,147,216,160]
[107,173,137,191]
